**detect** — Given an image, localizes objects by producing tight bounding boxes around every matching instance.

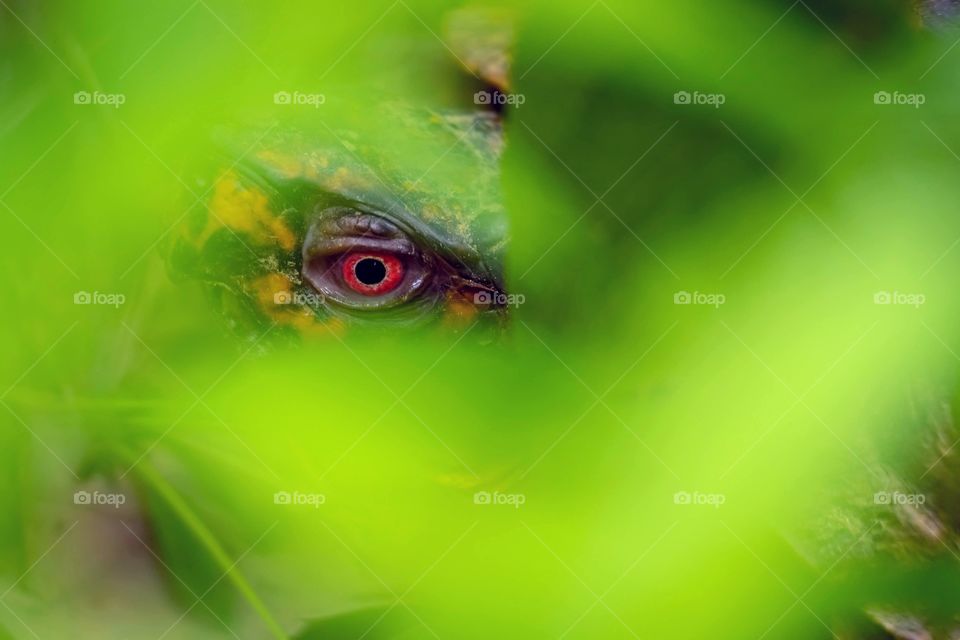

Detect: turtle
[166,8,516,341]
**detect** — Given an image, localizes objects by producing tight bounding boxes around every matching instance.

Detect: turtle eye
[301,208,433,311]
[341,252,404,296]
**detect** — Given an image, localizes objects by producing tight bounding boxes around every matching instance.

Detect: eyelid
[303,235,417,258]
[325,212,403,238]
[304,208,417,258]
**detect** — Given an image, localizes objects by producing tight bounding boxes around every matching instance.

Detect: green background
[1,0,959,637]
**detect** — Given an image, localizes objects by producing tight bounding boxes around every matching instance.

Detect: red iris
[341,252,404,296]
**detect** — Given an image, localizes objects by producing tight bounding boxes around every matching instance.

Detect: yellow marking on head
[192,170,296,251]
[421,204,442,222]
[327,166,377,194]
[251,273,293,308]
[255,150,303,180]
[442,289,479,329]
[249,273,346,337]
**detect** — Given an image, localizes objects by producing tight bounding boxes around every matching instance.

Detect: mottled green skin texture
[168,103,507,336]
[920,0,960,23]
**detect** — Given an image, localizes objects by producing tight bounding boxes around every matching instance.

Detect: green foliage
[2,0,960,637]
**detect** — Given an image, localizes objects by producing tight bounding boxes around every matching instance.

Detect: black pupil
[355,258,387,285]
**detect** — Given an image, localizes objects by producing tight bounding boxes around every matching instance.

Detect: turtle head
[167,7,515,339]
[168,103,509,338]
